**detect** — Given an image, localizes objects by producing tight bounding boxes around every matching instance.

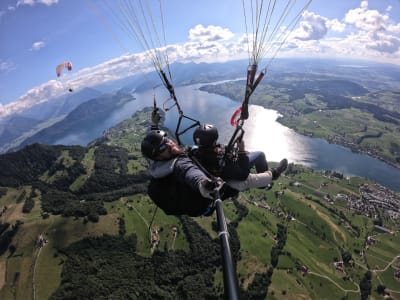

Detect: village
[339,183,400,221]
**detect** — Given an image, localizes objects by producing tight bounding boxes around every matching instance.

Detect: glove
[151,108,162,126]
[198,178,224,199]
[198,179,215,199]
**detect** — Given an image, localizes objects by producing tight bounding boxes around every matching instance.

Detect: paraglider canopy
[56,61,74,92]
[56,61,73,77]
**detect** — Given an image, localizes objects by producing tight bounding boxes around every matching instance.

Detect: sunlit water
[74,83,400,191]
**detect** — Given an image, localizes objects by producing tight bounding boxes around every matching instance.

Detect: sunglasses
[158,137,170,154]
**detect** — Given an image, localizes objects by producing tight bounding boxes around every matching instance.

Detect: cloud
[0,80,63,118]
[1,0,57,21]
[189,24,234,42]
[388,23,400,34]
[0,59,15,74]
[367,33,400,54]
[17,0,58,6]
[292,11,345,41]
[327,19,346,33]
[293,12,329,41]
[286,1,400,61]
[30,41,45,51]
[345,1,389,33]
[343,1,400,55]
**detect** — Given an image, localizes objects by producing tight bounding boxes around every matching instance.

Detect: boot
[272,159,288,180]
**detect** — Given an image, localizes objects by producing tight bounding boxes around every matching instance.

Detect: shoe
[265,182,274,190]
[272,159,288,180]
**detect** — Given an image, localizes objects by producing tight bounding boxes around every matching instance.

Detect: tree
[341,251,352,264]
[359,271,372,300]
[376,284,386,295]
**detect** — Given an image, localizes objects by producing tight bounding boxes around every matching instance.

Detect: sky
[1,0,400,120]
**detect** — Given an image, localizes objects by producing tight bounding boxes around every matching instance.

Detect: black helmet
[193,124,218,147]
[141,130,167,159]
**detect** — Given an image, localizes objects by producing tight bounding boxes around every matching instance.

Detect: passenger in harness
[191,123,288,190]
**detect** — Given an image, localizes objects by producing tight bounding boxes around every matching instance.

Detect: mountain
[18,87,102,121]
[0,114,41,146]
[0,107,399,299]
[0,87,103,154]
[56,87,104,116]
[7,89,136,153]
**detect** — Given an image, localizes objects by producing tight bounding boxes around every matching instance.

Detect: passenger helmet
[193,124,218,147]
[141,130,167,159]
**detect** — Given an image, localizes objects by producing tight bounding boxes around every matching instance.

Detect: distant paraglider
[56,61,72,77]
[56,61,74,92]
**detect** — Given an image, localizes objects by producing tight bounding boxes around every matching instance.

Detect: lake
[102,83,400,191]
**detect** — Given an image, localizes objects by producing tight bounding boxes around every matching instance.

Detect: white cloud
[367,32,400,54]
[292,11,345,41]
[388,23,400,34]
[38,0,59,5]
[0,60,15,74]
[327,19,346,33]
[284,1,400,63]
[342,1,400,55]
[0,80,63,118]
[0,0,57,21]
[189,24,234,42]
[17,0,35,6]
[0,5,16,22]
[17,0,58,6]
[293,12,329,41]
[30,41,45,51]
[345,2,389,33]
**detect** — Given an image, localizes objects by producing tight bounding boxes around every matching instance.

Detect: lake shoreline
[198,85,400,172]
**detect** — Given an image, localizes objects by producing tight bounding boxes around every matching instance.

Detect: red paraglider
[56,61,74,92]
[56,61,73,77]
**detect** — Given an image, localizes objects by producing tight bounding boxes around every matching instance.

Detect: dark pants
[248,151,268,173]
